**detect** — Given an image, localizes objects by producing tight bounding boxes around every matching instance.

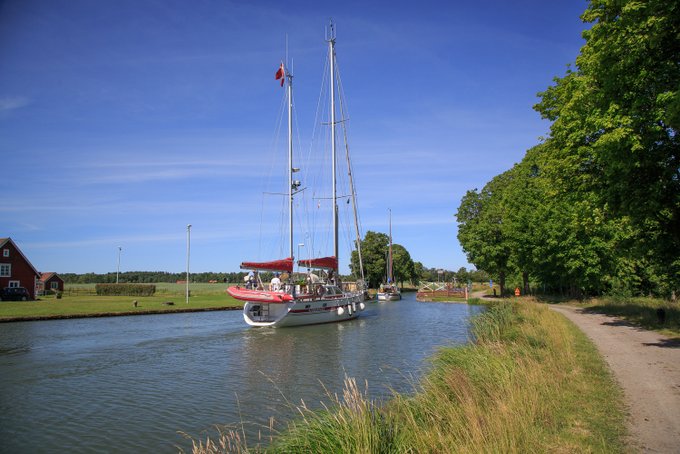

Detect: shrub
[95,283,156,297]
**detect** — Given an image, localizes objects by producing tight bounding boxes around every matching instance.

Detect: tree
[350,231,388,289]
[456,0,679,297]
[391,244,415,288]
[413,261,425,285]
[350,231,416,289]
[456,172,513,295]
[534,0,680,295]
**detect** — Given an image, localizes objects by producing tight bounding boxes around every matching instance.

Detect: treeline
[62,266,488,289]
[417,267,489,287]
[456,0,679,298]
[61,271,245,284]
[350,231,489,288]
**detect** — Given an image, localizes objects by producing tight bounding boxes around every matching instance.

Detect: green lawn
[0,283,242,320]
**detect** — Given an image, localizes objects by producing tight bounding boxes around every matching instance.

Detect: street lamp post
[297,243,305,270]
[116,246,122,284]
[186,224,191,304]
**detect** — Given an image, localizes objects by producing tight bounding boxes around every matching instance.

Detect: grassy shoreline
[193,300,627,453]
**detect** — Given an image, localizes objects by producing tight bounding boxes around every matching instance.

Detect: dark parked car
[1,287,30,301]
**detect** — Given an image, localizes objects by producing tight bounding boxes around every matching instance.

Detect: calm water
[0,293,483,453]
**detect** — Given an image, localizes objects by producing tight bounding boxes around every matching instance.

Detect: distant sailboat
[227,21,366,327]
[377,209,401,301]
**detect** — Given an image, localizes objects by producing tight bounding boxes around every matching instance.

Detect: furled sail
[297,256,338,270]
[240,258,293,273]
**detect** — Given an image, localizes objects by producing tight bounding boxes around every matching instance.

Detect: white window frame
[50,281,59,290]
[0,263,10,277]
[2,249,8,257]
[8,280,19,288]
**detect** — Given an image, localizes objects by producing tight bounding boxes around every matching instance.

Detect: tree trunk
[522,271,529,295]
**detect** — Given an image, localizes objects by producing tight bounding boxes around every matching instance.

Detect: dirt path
[550,305,680,453]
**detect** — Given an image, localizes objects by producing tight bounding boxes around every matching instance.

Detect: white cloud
[0,96,30,113]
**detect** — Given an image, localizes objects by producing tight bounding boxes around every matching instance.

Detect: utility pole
[116,246,122,283]
[186,224,191,304]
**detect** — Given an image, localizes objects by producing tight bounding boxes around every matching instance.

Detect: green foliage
[456,172,513,294]
[350,231,417,288]
[95,283,156,296]
[351,231,389,288]
[458,0,680,297]
[390,244,415,287]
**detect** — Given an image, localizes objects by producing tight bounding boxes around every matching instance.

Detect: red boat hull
[227,286,293,303]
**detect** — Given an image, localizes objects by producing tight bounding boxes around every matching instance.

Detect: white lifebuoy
[359,302,365,311]
[347,304,352,315]
[337,306,345,316]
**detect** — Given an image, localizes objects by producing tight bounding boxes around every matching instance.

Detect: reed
[192,300,626,453]
[386,301,625,453]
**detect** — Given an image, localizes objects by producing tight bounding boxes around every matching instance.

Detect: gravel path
[550,305,680,453]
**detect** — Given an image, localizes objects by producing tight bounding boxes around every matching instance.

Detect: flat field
[0,283,242,320]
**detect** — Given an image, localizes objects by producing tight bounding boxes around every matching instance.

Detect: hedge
[95,283,156,296]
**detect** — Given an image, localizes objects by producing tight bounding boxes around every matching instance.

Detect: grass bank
[0,283,241,321]
[574,296,680,337]
[192,300,626,453]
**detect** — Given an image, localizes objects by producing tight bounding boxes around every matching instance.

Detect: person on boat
[307,272,320,284]
[270,273,281,291]
[245,272,254,289]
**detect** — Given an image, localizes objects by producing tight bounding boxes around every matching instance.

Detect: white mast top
[327,20,338,264]
[286,63,294,261]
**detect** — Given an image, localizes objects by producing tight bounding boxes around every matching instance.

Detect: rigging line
[259,76,292,261]
[335,58,365,242]
[258,87,288,260]
[302,53,330,256]
[335,58,365,280]
[307,52,333,260]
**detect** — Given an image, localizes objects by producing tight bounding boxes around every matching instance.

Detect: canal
[0,293,483,453]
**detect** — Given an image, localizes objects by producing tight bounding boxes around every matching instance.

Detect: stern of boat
[243,301,290,326]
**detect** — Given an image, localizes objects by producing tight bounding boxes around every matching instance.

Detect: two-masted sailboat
[377,209,402,301]
[227,23,366,327]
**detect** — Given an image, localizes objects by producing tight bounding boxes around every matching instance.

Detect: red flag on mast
[275,63,284,87]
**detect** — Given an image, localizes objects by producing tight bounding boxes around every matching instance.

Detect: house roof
[40,272,60,282]
[0,237,41,277]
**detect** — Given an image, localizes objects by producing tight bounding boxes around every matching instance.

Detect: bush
[95,283,156,297]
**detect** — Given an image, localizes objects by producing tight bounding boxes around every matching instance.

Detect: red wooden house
[0,237,41,299]
[37,272,64,295]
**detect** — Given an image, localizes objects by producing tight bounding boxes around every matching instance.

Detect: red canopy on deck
[240,257,293,273]
[297,256,338,271]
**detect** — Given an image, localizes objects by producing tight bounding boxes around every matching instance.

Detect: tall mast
[287,64,294,261]
[328,21,338,263]
[389,208,393,283]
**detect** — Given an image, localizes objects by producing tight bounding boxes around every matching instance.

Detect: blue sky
[0,0,588,275]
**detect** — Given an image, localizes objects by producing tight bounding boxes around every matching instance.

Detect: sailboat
[227,22,366,327]
[377,209,401,301]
